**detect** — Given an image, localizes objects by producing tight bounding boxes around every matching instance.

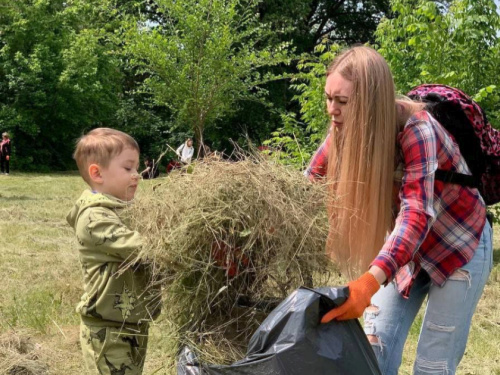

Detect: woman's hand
[321,271,380,322]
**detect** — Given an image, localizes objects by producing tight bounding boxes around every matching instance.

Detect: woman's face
[325,71,353,128]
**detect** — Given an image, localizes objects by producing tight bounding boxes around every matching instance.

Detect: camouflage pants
[80,322,149,375]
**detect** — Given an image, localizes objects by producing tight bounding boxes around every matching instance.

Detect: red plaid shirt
[304,131,331,181]
[305,111,486,297]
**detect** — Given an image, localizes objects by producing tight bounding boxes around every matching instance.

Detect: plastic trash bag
[177,286,382,375]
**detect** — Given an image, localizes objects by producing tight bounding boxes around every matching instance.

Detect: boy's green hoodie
[67,190,160,327]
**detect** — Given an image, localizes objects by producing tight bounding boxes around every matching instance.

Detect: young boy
[67,128,161,375]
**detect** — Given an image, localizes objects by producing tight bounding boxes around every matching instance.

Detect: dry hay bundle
[0,331,48,375]
[130,155,335,364]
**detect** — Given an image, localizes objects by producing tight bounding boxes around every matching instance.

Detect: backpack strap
[434,169,478,188]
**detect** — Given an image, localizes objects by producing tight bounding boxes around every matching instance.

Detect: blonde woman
[305,46,491,375]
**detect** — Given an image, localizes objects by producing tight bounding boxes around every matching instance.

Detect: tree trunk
[195,124,205,158]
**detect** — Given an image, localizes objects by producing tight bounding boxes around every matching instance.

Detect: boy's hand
[321,272,380,322]
[6,156,9,161]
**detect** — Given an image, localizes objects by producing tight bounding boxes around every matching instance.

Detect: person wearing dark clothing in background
[141,157,160,179]
[1,132,11,175]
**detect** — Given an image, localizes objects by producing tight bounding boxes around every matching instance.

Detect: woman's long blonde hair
[325,46,423,278]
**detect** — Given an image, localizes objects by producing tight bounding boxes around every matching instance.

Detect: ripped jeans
[364,221,493,375]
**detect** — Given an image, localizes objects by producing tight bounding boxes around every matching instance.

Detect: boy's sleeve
[77,206,142,261]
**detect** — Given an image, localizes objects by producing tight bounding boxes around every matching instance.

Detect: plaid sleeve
[371,120,438,281]
[304,133,331,181]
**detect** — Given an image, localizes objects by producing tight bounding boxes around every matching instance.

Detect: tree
[206,0,393,155]
[258,0,390,53]
[376,0,500,125]
[264,42,341,168]
[0,0,124,170]
[267,0,500,169]
[124,0,293,156]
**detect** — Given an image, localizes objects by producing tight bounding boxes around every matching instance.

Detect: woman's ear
[88,164,103,184]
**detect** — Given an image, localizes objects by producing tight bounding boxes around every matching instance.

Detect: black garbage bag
[177,286,382,375]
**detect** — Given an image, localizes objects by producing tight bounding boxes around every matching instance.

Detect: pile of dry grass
[130,154,335,365]
[0,331,49,375]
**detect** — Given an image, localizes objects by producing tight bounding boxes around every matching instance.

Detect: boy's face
[92,147,140,201]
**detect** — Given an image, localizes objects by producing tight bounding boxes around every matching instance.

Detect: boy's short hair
[74,128,140,184]
[2,132,8,137]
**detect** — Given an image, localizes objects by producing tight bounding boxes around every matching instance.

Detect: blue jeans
[364,221,493,375]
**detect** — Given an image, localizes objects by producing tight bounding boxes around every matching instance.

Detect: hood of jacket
[66,190,130,230]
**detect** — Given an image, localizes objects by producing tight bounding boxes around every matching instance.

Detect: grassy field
[0,173,499,374]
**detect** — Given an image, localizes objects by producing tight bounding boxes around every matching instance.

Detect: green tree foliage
[208,0,390,156]
[376,0,500,125]
[0,0,392,170]
[124,0,293,156]
[271,0,500,169]
[0,0,123,170]
[264,43,340,168]
[259,0,390,53]
[253,0,389,156]
[3,0,496,173]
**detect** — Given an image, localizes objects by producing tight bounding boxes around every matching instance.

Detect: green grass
[0,173,499,374]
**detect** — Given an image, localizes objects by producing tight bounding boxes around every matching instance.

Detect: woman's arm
[304,133,331,181]
[371,118,438,283]
[369,265,387,285]
[140,166,151,176]
[176,144,184,156]
[322,118,438,322]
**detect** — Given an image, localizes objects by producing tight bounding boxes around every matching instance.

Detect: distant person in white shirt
[176,138,194,163]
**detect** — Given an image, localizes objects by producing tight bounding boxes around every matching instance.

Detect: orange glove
[321,271,380,323]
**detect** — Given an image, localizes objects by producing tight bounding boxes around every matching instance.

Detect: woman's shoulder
[399,110,440,138]
[405,110,434,127]
[398,110,439,148]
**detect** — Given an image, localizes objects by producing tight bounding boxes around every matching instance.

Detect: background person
[306,46,491,375]
[176,138,194,164]
[141,157,160,179]
[1,132,11,175]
